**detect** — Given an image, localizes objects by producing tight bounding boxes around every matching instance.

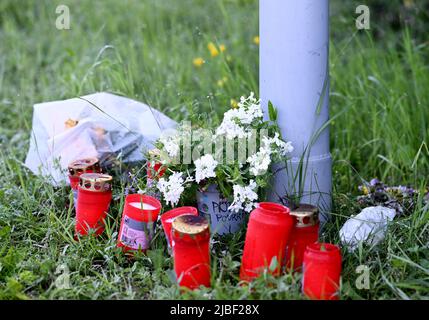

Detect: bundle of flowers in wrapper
[357,178,429,216]
[146,93,293,213]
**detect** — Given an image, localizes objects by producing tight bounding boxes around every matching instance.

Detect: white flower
[247,147,272,176]
[157,172,186,207]
[215,92,263,140]
[159,130,182,158]
[246,133,293,176]
[194,154,218,183]
[215,110,248,140]
[262,132,294,156]
[229,180,258,213]
[278,140,294,156]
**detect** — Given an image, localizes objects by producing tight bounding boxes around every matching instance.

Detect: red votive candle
[240,202,294,282]
[147,161,166,180]
[286,204,319,272]
[146,149,166,198]
[161,206,199,248]
[302,243,342,300]
[75,173,112,237]
[147,149,166,181]
[172,215,211,289]
[117,194,162,253]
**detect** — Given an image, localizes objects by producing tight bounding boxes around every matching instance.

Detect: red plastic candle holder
[75,173,112,237]
[147,149,166,180]
[161,206,199,248]
[146,149,166,199]
[286,204,320,272]
[302,243,342,300]
[172,215,211,289]
[147,161,166,180]
[117,194,162,253]
[240,202,294,282]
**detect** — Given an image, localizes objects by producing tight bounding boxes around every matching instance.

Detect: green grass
[0,0,428,299]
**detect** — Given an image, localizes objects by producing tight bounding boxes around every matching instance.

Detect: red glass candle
[75,173,112,237]
[161,206,199,248]
[240,202,294,282]
[302,243,342,300]
[171,215,211,289]
[286,204,319,272]
[117,194,161,252]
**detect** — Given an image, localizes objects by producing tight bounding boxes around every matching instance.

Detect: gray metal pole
[260,0,332,222]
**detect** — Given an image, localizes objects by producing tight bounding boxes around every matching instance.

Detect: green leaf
[268,101,278,122]
[269,256,278,272]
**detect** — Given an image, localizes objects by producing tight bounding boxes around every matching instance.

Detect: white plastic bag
[339,206,396,252]
[25,92,176,185]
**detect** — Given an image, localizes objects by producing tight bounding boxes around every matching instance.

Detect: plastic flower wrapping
[145,93,293,211]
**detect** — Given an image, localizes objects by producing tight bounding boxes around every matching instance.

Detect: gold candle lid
[68,157,101,177]
[290,204,319,227]
[79,173,112,192]
[172,215,209,237]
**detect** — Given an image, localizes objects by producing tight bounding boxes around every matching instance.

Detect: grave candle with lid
[117,194,161,253]
[68,157,101,209]
[161,207,199,249]
[286,204,320,272]
[171,215,211,289]
[75,173,112,237]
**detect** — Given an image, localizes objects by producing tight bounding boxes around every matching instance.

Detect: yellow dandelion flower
[253,36,260,45]
[403,0,414,8]
[219,44,226,53]
[207,42,219,57]
[217,77,228,87]
[230,99,238,109]
[193,57,205,68]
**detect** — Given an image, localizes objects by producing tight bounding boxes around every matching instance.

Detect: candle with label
[117,194,161,253]
[75,173,112,237]
[171,215,211,289]
[161,207,199,248]
[302,243,342,300]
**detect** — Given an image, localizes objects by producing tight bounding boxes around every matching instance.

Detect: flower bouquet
[357,178,428,216]
[146,93,293,235]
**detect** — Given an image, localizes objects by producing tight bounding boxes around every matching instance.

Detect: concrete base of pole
[269,153,332,225]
